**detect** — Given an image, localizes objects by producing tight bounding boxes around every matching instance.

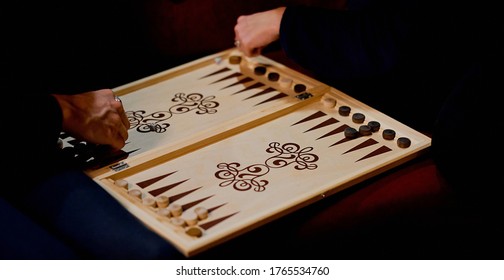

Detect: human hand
[52,89,130,150]
[234,7,286,57]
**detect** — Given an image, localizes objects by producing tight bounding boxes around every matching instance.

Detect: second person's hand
[234,7,286,57]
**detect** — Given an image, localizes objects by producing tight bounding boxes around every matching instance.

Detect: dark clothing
[2,170,182,259]
[0,196,78,259]
[3,1,167,187]
[0,171,182,259]
[4,1,161,187]
[278,0,504,189]
[1,2,180,259]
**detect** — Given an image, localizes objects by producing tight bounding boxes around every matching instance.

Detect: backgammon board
[62,48,431,257]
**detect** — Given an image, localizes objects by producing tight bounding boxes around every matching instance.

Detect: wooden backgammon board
[61,48,431,257]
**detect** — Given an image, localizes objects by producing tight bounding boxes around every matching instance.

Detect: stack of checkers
[113,179,209,238]
[320,95,411,148]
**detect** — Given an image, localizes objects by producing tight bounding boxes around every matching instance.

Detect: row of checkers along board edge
[59,48,431,257]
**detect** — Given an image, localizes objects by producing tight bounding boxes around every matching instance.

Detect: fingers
[234,16,256,56]
[234,33,261,57]
[109,92,130,150]
[113,95,131,130]
[234,8,285,57]
[249,47,262,57]
[233,17,264,57]
[117,119,128,145]
[107,113,128,151]
[235,38,261,57]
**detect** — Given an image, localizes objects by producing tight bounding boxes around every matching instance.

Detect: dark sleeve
[277,1,465,131]
[31,94,63,149]
[278,2,420,82]
[1,92,64,195]
[11,93,63,162]
[3,23,63,156]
